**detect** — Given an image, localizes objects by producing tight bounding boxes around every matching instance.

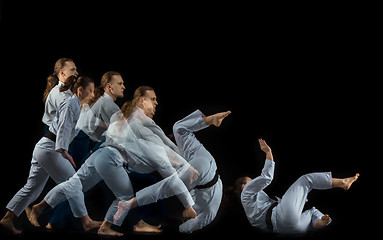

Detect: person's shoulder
[61,95,79,110]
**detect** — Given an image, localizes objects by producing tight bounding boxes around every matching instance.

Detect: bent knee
[297,174,315,186]
[172,122,185,138]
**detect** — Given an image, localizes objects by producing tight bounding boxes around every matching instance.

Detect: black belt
[195,171,219,189]
[44,131,56,142]
[266,202,278,232]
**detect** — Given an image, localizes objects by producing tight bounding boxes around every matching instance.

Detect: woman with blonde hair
[236,138,359,234]
[0,76,95,234]
[69,71,125,165]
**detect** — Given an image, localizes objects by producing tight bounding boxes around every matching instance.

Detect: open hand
[258,138,274,161]
[60,149,77,168]
[258,138,271,153]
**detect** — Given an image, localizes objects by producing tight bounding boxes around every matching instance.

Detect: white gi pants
[273,172,332,233]
[44,147,134,226]
[6,138,76,217]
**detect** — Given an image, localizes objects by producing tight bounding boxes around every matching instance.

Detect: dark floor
[0,195,368,240]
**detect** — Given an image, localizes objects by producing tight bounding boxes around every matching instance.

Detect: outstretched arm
[241,139,275,197]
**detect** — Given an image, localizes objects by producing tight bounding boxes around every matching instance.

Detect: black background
[0,1,375,239]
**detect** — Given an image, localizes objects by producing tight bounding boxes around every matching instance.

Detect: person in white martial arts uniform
[237,138,359,234]
[46,71,124,230]
[0,76,94,234]
[114,109,232,233]
[79,71,124,146]
[42,58,79,131]
[68,71,124,166]
[29,86,199,237]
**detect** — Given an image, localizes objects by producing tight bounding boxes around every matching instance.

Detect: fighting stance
[114,109,231,233]
[237,138,359,234]
[46,71,125,230]
[0,76,94,234]
[28,86,198,236]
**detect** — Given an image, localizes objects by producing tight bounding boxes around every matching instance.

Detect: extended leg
[173,109,230,162]
[1,154,50,234]
[276,172,360,233]
[94,148,134,236]
[277,172,333,233]
[29,152,103,231]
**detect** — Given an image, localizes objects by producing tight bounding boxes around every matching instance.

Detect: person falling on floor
[235,138,359,234]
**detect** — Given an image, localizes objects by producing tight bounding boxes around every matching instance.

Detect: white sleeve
[55,104,75,151]
[242,159,275,197]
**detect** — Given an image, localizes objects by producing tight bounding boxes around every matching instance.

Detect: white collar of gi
[103,92,114,102]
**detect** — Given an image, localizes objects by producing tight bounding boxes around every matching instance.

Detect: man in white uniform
[28,87,198,236]
[42,59,78,128]
[174,109,230,233]
[47,71,125,230]
[114,109,232,233]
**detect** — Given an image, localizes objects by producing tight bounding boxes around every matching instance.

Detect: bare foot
[342,173,360,190]
[114,198,137,224]
[28,205,41,227]
[98,221,123,237]
[0,217,22,234]
[204,111,232,127]
[134,220,162,233]
[83,219,102,232]
[314,214,332,229]
[182,205,197,221]
[46,222,53,230]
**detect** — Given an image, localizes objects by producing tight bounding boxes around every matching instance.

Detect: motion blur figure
[115,109,232,233]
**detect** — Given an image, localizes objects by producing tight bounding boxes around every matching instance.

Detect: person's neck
[58,75,66,84]
[105,91,117,101]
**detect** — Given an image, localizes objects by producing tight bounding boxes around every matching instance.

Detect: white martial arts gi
[241,159,332,234]
[122,108,195,207]
[134,110,223,233]
[6,95,80,217]
[42,81,72,127]
[43,107,194,226]
[77,93,120,142]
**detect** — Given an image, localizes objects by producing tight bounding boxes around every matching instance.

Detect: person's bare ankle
[98,220,123,236]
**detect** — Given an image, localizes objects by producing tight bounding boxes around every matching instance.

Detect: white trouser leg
[275,172,332,233]
[44,149,102,218]
[93,148,134,226]
[6,146,49,217]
